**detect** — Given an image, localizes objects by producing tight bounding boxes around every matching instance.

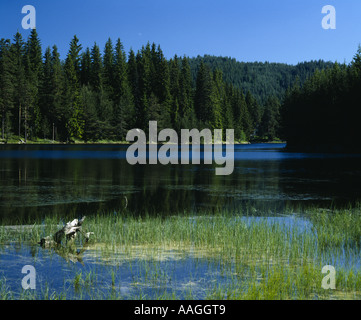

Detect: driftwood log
[39,216,94,247]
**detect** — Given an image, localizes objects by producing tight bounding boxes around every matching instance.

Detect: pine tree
[39,47,53,138]
[152,45,171,129]
[0,39,13,140]
[90,43,103,93]
[25,28,43,138]
[246,90,261,136]
[281,78,301,145]
[212,69,225,130]
[103,38,114,99]
[113,39,129,103]
[113,38,134,139]
[230,87,248,141]
[169,55,180,128]
[194,61,214,127]
[239,91,253,139]
[10,32,30,141]
[81,85,99,141]
[178,56,195,128]
[222,83,234,132]
[80,48,91,87]
[89,42,113,137]
[136,47,152,130]
[259,96,280,141]
[68,35,82,82]
[50,45,64,141]
[351,45,361,73]
[128,48,141,128]
[63,52,84,141]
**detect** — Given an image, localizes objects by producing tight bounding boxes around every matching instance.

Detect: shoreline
[0,140,285,146]
[0,141,252,146]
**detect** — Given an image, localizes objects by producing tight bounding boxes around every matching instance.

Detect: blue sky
[0,0,360,64]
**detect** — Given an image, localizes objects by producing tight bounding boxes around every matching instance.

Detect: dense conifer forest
[0,29,344,146]
[189,55,334,105]
[281,47,361,152]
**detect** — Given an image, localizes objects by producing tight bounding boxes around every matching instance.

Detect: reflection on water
[1,143,361,222]
[2,144,361,299]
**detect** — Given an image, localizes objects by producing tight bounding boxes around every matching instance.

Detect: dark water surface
[1,143,361,222]
[2,143,361,299]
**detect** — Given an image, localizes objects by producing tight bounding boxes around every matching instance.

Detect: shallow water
[0,240,243,299]
[1,215,360,299]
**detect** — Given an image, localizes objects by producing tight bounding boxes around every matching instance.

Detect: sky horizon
[1,0,360,65]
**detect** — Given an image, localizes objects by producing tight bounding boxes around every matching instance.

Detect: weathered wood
[39,216,93,247]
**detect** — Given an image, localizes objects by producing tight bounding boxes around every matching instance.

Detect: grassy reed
[1,207,361,300]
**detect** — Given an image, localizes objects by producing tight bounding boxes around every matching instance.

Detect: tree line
[188,55,334,105]
[0,30,272,143]
[281,46,361,152]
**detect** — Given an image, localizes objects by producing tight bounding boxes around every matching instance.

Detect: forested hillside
[0,29,335,144]
[281,47,361,153]
[189,55,334,104]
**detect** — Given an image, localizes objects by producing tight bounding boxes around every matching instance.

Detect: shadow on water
[1,143,361,222]
[2,144,361,299]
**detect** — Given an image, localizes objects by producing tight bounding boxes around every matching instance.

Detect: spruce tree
[152,45,171,129]
[63,52,84,142]
[90,43,103,93]
[169,55,180,129]
[239,91,253,139]
[212,69,225,130]
[259,96,280,141]
[194,61,214,127]
[179,56,195,128]
[25,28,43,138]
[39,47,53,138]
[10,32,30,141]
[50,46,64,141]
[68,35,82,82]
[0,39,14,140]
[80,48,91,87]
[103,38,114,99]
[246,90,261,136]
[136,47,152,130]
[113,39,129,103]
[81,85,99,141]
[113,39,134,139]
[128,49,141,128]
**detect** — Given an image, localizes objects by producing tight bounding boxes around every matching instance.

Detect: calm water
[0,241,236,299]
[2,143,361,299]
[1,143,361,222]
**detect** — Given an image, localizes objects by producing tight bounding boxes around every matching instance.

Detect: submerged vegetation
[1,207,361,300]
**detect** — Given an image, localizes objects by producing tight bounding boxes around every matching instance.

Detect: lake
[2,143,361,300]
[1,143,361,223]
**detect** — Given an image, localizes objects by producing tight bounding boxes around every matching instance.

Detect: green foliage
[1,31,316,143]
[281,47,361,152]
[0,38,14,140]
[258,96,281,141]
[189,55,333,105]
[3,207,361,300]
